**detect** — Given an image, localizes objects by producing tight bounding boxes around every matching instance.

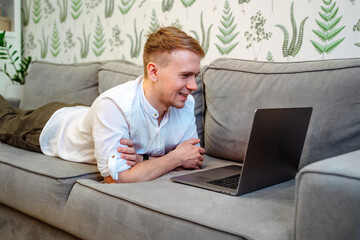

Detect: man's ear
[147,62,158,82]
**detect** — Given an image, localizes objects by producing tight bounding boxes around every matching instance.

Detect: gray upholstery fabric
[0,203,79,240]
[203,58,360,168]
[294,150,360,240]
[193,71,205,146]
[0,143,102,228]
[20,61,102,110]
[98,61,144,94]
[62,155,295,240]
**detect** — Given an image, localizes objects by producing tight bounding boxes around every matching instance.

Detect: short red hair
[143,27,204,78]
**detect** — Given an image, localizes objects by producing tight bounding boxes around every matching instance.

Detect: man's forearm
[113,152,180,183]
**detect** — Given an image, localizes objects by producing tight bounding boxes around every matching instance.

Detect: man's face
[155,49,201,110]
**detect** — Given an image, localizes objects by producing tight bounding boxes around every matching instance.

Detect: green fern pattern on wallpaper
[105,0,115,18]
[51,22,61,57]
[38,29,49,59]
[266,51,275,62]
[190,12,213,55]
[216,0,239,56]
[93,16,106,57]
[310,0,345,59]
[78,24,91,59]
[127,20,144,58]
[22,0,31,27]
[162,0,174,13]
[275,2,308,60]
[58,0,68,22]
[71,0,83,20]
[32,0,42,24]
[181,0,196,18]
[22,1,360,64]
[118,0,136,15]
[150,9,160,34]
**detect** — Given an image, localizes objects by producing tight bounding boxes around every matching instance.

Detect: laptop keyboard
[207,174,240,190]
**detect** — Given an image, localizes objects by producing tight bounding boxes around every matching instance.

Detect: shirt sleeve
[91,97,131,180]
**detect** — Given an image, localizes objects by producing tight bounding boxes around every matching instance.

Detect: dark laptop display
[171,107,312,196]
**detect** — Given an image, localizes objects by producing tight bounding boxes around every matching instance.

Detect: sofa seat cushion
[62,155,296,240]
[203,58,360,169]
[0,143,101,227]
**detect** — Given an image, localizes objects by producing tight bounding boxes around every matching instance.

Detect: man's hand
[117,139,143,167]
[172,138,205,169]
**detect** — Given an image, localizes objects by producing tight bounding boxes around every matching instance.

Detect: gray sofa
[1,58,359,240]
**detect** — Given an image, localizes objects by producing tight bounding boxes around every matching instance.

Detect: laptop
[171,107,313,196]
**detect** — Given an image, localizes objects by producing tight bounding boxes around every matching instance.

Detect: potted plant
[0,31,31,100]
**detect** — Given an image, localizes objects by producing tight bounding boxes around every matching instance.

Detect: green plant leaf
[328,7,338,22]
[11,50,18,57]
[312,30,327,42]
[319,12,329,22]
[275,24,289,57]
[327,26,345,41]
[328,2,336,13]
[315,19,329,32]
[310,40,325,54]
[328,16,342,31]
[323,0,332,6]
[293,17,308,57]
[324,37,345,53]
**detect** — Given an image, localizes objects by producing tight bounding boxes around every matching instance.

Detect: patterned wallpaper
[22,0,360,65]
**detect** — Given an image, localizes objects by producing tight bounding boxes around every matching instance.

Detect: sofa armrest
[294,150,360,240]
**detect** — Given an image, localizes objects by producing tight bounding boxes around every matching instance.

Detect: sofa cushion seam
[204,65,360,75]
[298,170,360,181]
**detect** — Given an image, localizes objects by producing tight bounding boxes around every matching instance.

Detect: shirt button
[112,155,115,158]
[154,113,157,117]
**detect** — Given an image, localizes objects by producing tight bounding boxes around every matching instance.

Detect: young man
[0,27,205,183]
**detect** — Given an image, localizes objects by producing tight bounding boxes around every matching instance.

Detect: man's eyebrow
[180,71,199,75]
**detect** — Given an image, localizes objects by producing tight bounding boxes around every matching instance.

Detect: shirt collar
[139,77,170,124]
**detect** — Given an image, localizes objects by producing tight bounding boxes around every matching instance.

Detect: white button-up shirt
[40,76,198,180]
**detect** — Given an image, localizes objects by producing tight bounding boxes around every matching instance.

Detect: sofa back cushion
[203,58,360,169]
[98,61,144,94]
[20,61,102,110]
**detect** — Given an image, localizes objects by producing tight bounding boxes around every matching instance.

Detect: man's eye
[181,74,189,78]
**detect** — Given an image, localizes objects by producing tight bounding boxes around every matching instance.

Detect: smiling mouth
[179,92,188,97]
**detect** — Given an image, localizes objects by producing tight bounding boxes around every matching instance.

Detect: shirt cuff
[107,150,131,181]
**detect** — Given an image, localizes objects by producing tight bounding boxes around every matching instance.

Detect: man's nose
[186,76,198,92]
